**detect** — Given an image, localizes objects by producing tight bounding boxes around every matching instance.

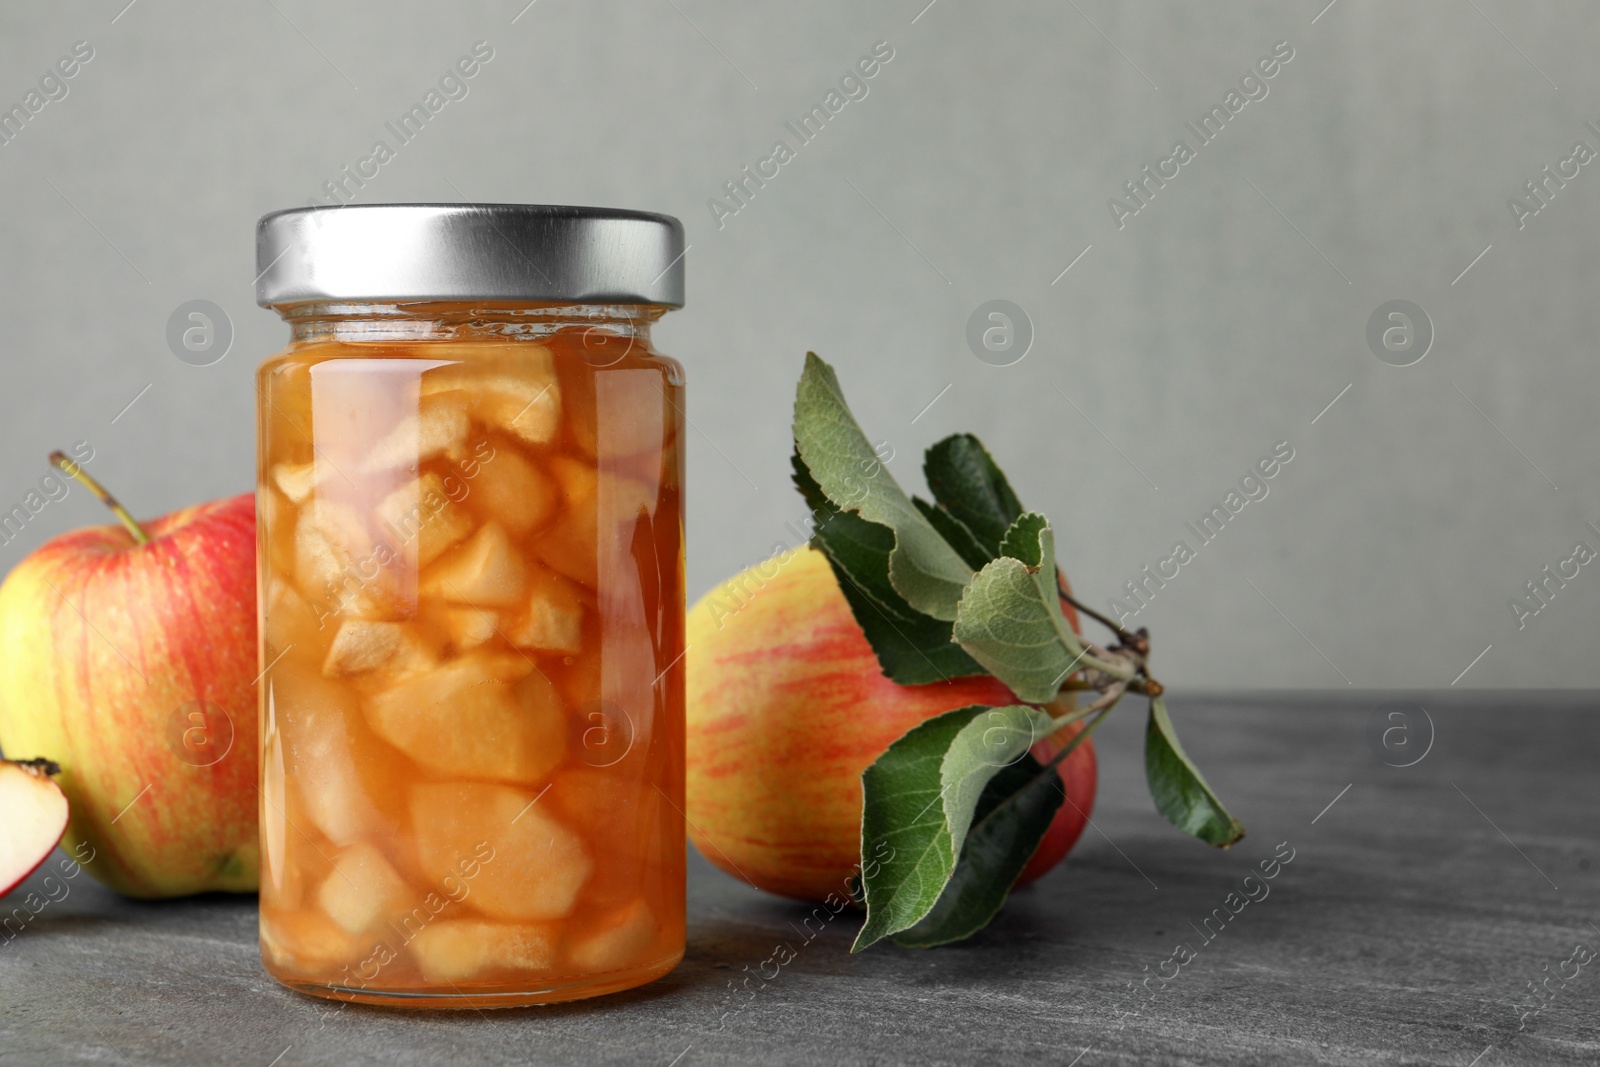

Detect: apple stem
[50,451,151,545]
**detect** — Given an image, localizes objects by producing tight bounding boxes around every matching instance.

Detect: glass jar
[251,205,686,1008]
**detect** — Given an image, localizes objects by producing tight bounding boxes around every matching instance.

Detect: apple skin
[1015,727,1098,887]
[0,493,259,898]
[686,546,1095,903]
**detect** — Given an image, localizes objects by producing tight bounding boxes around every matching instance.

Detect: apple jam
[254,302,685,1006]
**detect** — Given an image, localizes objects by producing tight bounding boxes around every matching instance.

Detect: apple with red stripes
[685,546,1096,904]
[0,455,258,898]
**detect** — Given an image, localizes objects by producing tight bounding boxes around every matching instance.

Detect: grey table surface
[3,692,1598,1067]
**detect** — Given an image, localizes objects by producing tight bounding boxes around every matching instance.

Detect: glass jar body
[254,302,685,1007]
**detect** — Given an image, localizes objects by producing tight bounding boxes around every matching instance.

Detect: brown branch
[1055,569,1146,653]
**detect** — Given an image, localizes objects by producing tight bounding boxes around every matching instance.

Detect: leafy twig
[790,352,1242,949]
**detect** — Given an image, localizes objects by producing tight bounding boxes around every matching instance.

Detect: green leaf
[998,511,1049,567]
[890,753,1065,948]
[950,514,1085,703]
[824,554,990,685]
[940,704,1056,857]
[923,434,1025,557]
[794,353,973,620]
[854,703,1057,951]
[1145,696,1245,847]
[794,455,988,684]
[854,706,985,951]
[914,497,992,571]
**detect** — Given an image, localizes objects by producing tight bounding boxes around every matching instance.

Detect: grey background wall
[0,1,1595,689]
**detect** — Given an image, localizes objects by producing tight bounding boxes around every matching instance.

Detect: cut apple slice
[533,457,655,589]
[293,498,399,616]
[411,781,591,922]
[364,400,470,473]
[419,522,527,607]
[375,471,474,570]
[307,497,375,562]
[479,375,562,447]
[421,347,561,447]
[364,651,565,783]
[271,661,388,848]
[322,619,436,677]
[409,920,558,982]
[470,445,558,534]
[293,504,351,604]
[568,901,660,973]
[534,457,599,587]
[318,842,413,935]
[261,908,366,971]
[271,461,317,503]
[504,566,585,655]
[435,605,499,652]
[0,759,69,897]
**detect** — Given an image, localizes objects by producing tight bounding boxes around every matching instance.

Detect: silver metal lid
[255,203,685,308]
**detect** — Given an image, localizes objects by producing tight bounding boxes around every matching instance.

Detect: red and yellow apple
[0,459,258,898]
[686,546,1096,903]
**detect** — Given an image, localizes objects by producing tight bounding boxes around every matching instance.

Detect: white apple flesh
[0,759,69,897]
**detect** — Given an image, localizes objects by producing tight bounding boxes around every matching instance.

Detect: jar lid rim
[256,203,685,309]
